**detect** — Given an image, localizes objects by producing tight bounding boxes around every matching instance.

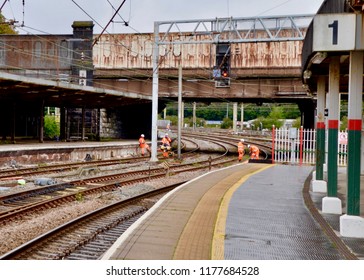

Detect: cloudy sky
[1,0,324,35]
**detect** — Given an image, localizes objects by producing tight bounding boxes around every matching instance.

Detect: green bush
[221,117,232,129]
[44,115,60,139]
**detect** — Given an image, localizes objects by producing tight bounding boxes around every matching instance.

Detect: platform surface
[102,164,364,260]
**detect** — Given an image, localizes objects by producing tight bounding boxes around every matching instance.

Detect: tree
[164,102,301,126]
[0,13,18,35]
[253,107,284,129]
[293,117,301,128]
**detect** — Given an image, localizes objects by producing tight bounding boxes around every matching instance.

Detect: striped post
[327,57,340,198]
[347,51,363,216]
[316,76,326,180]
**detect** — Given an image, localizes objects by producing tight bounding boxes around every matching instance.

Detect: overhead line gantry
[150,14,314,161]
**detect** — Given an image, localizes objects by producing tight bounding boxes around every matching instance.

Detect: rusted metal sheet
[92,31,304,70]
[0,31,303,75]
[0,35,72,73]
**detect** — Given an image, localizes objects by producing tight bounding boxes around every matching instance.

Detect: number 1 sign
[313,13,357,52]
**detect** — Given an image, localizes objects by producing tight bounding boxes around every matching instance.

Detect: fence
[272,127,348,166]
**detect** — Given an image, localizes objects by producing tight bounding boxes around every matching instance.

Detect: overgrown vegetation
[220,117,233,129]
[44,115,60,139]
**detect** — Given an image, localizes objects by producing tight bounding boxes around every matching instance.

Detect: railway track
[0,157,145,181]
[0,154,236,224]
[182,132,272,160]
[0,183,182,260]
[0,139,192,182]
[0,135,242,225]
[0,134,266,258]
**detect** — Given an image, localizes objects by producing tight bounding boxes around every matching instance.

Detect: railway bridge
[0,15,315,142]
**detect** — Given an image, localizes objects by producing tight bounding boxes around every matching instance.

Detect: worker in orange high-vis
[248,144,260,159]
[161,133,172,158]
[237,139,245,162]
[139,134,151,156]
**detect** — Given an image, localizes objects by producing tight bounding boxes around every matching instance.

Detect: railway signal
[214,43,231,87]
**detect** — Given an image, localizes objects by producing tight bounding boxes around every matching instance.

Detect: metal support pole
[150,22,160,162]
[347,51,363,216]
[233,102,237,132]
[96,108,101,141]
[327,56,340,197]
[193,102,196,130]
[39,99,44,143]
[82,107,86,141]
[240,103,244,131]
[177,64,182,159]
[316,76,326,180]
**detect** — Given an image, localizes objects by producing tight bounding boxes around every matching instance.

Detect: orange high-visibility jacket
[251,145,259,153]
[139,137,146,148]
[162,136,171,145]
[238,141,245,153]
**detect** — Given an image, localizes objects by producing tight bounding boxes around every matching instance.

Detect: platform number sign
[328,20,338,45]
[313,14,357,51]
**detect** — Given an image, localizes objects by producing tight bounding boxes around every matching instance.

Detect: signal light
[221,62,229,78]
[215,43,231,80]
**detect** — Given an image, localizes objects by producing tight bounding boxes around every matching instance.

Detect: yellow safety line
[211,164,274,260]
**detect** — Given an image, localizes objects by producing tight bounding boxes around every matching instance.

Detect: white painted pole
[177,64,182,159]
[150,22,159,162]
[233,102,237,132]
[240,103,244,131]
[193,102,196,130]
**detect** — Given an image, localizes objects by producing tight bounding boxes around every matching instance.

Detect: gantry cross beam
[156,14,314,45]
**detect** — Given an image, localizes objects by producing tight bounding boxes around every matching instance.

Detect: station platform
[101,163,364,260]
[0,140,139,166]
[0,139,137,152]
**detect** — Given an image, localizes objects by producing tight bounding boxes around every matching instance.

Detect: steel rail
[0,182,184,260]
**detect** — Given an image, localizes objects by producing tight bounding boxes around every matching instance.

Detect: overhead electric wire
[91,0,127,47]
[20,24,53,34]
[70,0,106,32]
[255,0,295,17]
[106,0,129,27]
[0,0,8,12]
